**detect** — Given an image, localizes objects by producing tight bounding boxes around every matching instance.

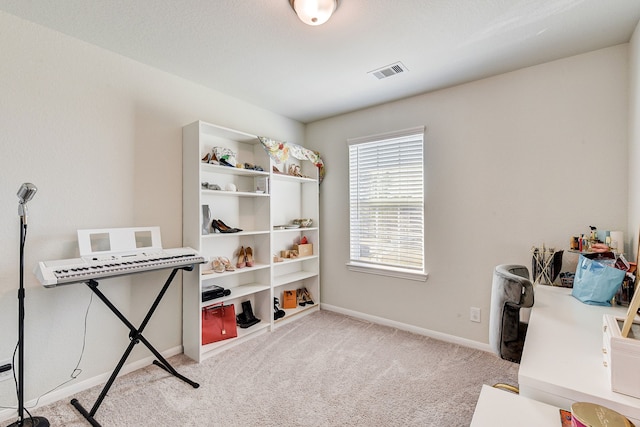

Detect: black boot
[235,309,246,325]
[274,297,285,320]
[236,300,260,328]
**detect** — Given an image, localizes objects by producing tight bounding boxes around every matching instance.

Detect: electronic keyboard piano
[34,226,205,287]
[35,247,204,287]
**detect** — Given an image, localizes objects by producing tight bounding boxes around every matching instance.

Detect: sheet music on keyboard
[35,226,205,287]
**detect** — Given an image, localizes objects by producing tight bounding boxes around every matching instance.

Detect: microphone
[17,183,37,222]
[17,182,37,204]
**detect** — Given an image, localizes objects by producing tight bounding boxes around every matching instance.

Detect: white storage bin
[603,314,640,398]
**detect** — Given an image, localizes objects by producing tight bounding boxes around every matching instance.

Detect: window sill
[346,262,428,282]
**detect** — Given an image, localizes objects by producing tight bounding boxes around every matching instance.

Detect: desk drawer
[603,317,612,378]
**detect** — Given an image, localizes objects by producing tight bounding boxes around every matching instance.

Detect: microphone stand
[9,209,49,427]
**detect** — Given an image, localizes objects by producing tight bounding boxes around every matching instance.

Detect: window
[347,126,427,281]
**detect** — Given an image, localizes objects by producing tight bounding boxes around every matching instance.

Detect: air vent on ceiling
[369,62,408,80]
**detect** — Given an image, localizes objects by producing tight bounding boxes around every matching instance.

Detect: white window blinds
[348,127,425,272]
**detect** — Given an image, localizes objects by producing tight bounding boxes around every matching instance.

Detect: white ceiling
[1,0,640,123]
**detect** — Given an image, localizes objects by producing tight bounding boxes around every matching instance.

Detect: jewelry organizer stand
[531,246,563,285]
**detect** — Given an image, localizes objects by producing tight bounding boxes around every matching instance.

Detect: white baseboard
[320,303,492,353]
[0,345,184,423]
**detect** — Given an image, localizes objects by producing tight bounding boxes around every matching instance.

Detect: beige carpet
[10,310,518,426]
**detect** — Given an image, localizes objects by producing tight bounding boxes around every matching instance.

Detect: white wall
[307,45,629,344]
[0,11,304,414]
[629,21,640,259]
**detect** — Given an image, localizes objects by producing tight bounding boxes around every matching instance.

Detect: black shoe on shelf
[211,219,242,233]
[217,219,242,232]
[274,297,285,320]
[302,288,315,305]
[236,300,261,328]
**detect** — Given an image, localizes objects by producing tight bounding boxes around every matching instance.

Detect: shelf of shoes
[269,158,320,331]
[183,120,321,362]
[184,121,275,362]
[200,286,271,353]
[273,286,318,326]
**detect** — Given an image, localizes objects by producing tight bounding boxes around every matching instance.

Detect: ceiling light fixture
[289,0,338,26]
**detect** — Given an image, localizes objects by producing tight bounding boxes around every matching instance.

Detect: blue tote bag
[572,254,625,306]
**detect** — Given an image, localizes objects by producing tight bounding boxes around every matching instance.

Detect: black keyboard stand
[70,266,200,427]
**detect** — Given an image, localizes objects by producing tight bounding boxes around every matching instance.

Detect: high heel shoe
[211,257,225,273]
[217,219,243,232]
[201,151,219,165]
[211,219,231,233]
[245,247,254,267]
[219,256,235,271]
[302,287,315,305]
[288,164,304,177]
[211,219,241,233]
[297,289,306,307]
[236,246,246,269]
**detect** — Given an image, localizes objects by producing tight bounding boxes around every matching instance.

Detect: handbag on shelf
[282,290,297,309]
[202,303,238,344]
[572,253,625,306]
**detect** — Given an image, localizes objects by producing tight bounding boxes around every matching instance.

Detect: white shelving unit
[182,120,320,362]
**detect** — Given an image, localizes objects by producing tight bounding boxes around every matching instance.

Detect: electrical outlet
[470,307,481,323]
[0,359,13,382]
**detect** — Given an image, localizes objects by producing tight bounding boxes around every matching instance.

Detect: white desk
[519,285,640,424]
[471,385,562,426]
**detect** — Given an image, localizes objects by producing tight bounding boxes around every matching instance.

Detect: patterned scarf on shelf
[258,136,325,183]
